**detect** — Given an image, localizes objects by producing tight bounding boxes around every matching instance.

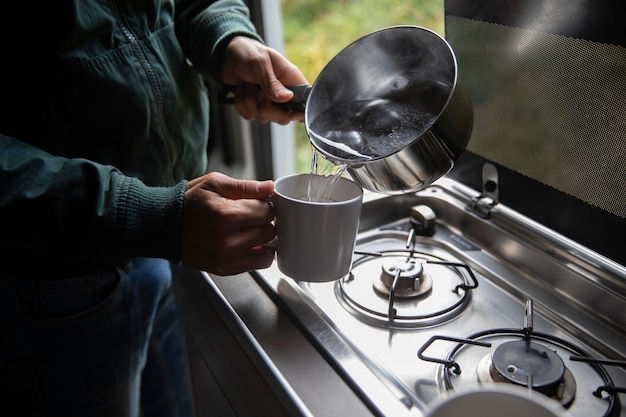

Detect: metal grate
[446,16,626,219]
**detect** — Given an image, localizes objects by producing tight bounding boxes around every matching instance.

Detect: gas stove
[174,1,625,415]
[251,177,626,417]
[240,2,625,414]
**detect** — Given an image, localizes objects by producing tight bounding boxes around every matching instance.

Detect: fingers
[250,48,308,123]
[181,172,277,275]
[182,209,276,275]
[221,36,307,124]
[233,84,304,124]
[223,198,275,229]
[262,48,308,101]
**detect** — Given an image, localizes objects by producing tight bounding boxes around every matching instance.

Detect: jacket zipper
[108,0,179,183]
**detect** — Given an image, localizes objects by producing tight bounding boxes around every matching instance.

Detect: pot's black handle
[218,84,311,113]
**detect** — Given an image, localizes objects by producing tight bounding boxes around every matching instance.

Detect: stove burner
[492,340,565,388]
[336,250,477,328]
[417,307,618,414]
[476,341,576,406]
[374,257,433,298]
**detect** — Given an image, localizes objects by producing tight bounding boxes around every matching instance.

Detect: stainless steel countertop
[178,265,416,416]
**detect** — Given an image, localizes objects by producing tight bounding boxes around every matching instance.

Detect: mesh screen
[446,16,626,219]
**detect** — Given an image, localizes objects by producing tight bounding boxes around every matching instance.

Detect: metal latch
[466,163,499,218]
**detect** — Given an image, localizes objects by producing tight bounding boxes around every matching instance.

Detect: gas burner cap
[374,256,433,298]
[491,341,565,389]
[476,341,576,407]
[382,257,423,279]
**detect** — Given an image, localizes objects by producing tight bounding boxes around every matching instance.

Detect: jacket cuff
[117,177,187,262]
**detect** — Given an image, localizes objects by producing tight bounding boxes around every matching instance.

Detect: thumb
[257,49,304,103]
[215,175,275,200]
[261,74,294,103]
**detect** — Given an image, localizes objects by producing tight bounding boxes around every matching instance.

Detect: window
[281,0,445,173]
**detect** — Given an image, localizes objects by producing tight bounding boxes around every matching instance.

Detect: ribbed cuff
[117,177,187,262]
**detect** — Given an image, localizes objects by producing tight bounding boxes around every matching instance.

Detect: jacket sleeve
[174,0,264,82]
[0,134,186,269]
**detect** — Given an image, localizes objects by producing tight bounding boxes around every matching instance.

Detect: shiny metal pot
[293,26,473,194]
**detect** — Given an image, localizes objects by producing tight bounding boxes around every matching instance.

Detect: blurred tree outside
[280,0,445,173]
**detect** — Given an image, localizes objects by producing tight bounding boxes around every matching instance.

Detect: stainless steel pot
[288,26,473,194]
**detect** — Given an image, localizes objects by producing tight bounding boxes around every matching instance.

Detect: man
[0,0,307,416]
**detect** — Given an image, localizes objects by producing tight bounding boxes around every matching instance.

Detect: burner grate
[416,300,622,417]
[337,249,478,328]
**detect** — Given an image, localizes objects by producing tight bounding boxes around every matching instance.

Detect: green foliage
[281,0,445,172]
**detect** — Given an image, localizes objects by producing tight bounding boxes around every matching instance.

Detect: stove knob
[410,204,436,236]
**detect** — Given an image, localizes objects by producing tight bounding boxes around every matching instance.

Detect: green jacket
[0,0,262,277]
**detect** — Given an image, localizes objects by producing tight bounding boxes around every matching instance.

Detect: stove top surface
[253,178,626,417]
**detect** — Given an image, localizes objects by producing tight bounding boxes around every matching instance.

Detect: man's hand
[180,172,276,275]
[220,36,308,124]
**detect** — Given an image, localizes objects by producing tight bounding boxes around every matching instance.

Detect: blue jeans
[0,258,192,417]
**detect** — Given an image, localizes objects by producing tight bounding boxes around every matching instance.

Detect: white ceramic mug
[424,385,571,417]
[272,173,363,282]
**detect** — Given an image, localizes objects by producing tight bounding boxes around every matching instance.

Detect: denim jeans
[136,259,193,417]
[0,258,192,417]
